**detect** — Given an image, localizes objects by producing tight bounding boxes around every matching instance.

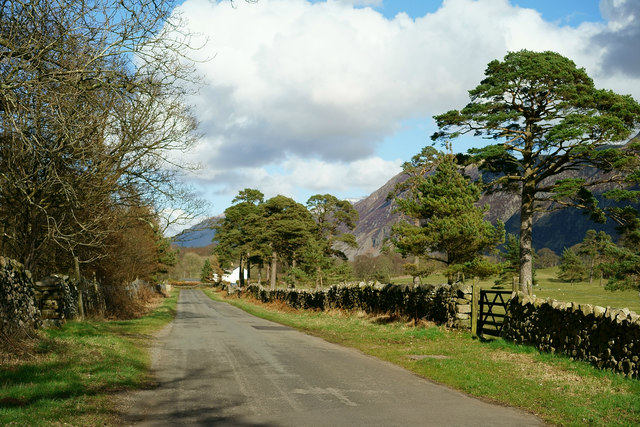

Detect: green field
[388,266,640,313]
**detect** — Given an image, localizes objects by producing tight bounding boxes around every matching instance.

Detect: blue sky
[357,0,603,24]
[165,0,640,233]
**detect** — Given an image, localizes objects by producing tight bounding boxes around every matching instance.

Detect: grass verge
[204,289,640,427]
[0,291,178,426]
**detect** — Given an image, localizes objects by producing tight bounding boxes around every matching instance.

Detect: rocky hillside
[346,149,638,259]
[171,216,220,248]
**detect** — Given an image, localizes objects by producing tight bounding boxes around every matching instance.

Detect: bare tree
[0,0,203,276]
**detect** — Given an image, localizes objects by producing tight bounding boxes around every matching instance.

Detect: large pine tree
[433,50,640,292]
[391,150,504,283]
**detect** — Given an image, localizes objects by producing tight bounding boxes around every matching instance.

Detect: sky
[165,0,640,234]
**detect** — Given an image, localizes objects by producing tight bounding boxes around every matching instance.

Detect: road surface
[125,289,542,426]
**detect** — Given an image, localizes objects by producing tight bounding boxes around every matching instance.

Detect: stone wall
[34,275,106,325]
[235,282,473,326]
[0,256,41,338]
[502,292,640,378]
[33,275,76,325]
[450,283,473,329]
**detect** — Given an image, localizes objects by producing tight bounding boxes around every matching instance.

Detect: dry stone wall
[237,282,473,326]
[502,292,640,378]
[33,275,77,325]
[0,256,41,338]
[1,255,109,335]
[451,283,473,329]
[34,275,106,325]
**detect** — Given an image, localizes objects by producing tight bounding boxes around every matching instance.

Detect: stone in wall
[0,256,41,338]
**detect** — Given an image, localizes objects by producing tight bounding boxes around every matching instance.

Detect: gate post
[471,283,479,337]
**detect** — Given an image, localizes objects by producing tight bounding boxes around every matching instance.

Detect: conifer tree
[391,149,504,283]
[433,50,640,292]
[558,248,587,283]
[577,230,614,285]
[262,196,319,289]
[201,259,213,283]
[213,189,265,287]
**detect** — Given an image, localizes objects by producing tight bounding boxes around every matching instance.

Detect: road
[125,289,542,426]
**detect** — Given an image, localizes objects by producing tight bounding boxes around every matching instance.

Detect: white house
[218,267,247,284]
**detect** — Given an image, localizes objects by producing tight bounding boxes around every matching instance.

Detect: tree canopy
[0,0,203,277]
[212,191,358,289]
[213,189,265,286]
[433,50,640,292]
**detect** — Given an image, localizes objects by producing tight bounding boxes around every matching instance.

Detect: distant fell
[171,216,220,248]
[345,134,640,259]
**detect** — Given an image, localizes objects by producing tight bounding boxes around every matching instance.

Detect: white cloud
[594,0,640,78]
[190,155,401,200]
[170,0,640,212]
[283,156,402,192]
[332,0,383,6]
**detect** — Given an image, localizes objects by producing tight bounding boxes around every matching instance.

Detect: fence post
[471,283,479,337]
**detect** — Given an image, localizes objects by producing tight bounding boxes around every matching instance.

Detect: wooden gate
[472,289,512,337]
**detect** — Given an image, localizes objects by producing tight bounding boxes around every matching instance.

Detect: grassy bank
[0,292,178,426]
[205,289,640,427]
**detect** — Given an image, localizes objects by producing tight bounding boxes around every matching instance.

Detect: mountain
[171,216,220,248]
[346,148,639,259]
[172,133,639,256]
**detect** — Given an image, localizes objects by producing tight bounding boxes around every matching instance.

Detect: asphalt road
[125,289,542,426]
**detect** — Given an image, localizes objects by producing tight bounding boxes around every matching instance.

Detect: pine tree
[262,196,319,289]
[201,259,213,283]
[391,149,504,283]
[558,248,587,283]
[213,189,266,287]
[577,230,614,285]
[305,194,358,288]
[433,50,640,292]
[603,209,640,291]
[495,234,520,287]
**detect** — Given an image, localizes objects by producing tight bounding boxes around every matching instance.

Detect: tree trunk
[74,256,85,320]
[238,253,245,287]
[599,271,603,287]
[519,182,535,293]
[270,250,277,290]
[247,253,251,283]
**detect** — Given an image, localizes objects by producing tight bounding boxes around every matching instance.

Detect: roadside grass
[0,291,178,426]
[204,289,640,427]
